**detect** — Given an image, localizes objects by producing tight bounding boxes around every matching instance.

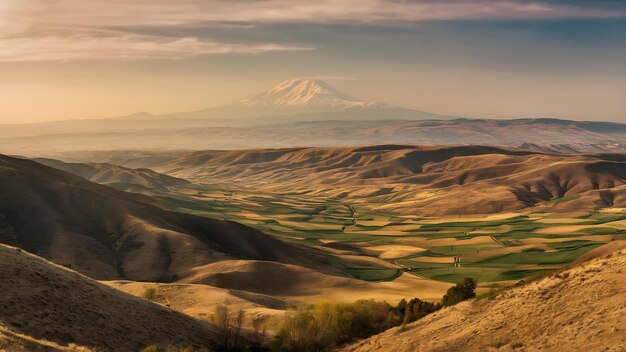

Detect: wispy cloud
[7,1,624,25]
[1,0,623,62]
[0,31,313,62]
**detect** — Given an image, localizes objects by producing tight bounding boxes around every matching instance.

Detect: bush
[143,287,156,301]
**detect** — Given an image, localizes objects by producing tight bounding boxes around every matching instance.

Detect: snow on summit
[238,79,386,109]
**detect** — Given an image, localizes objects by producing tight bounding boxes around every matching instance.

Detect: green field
[152,183,625,285]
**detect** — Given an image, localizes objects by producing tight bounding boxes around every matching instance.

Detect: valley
[33,146,626,291]
[1,81,625,351]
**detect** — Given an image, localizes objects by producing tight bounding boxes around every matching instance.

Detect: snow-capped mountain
[117,78,445,122]
[237,79,387,110]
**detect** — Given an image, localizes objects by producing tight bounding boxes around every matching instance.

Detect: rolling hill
[146,145,626,215]
[0,244,217,351]
[33,157,190,192]
[0,154,334,281]
[342,248,626,352]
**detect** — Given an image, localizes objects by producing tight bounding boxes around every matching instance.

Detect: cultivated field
[155,181,626,289]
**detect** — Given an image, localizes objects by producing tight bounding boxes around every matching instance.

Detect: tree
[402,298,440,324]
[231,309,245,350]
[441,277,477,307]
[211,304,233,350]
[250,317,267,348]
[395,298,407,315]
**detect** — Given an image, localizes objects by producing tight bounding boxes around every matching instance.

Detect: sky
[0,0,625,123]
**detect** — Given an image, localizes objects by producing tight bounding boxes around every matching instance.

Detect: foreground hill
[0,244,216,351]
[343,248,626,352]
[150,145,626,215]
[0,154,332,281]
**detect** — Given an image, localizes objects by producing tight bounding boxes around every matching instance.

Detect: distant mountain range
[0,79,624,155]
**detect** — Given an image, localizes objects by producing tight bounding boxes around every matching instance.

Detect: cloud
[1,0,623,62]
[12,0,618,26]
[0,31,313,62]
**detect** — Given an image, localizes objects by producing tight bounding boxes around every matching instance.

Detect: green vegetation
[273,300,401,351]
[272,278,476,351]
[151,183,622,286]
[545,194,581,206]
[477,243,602,265]
[143,287,156,301]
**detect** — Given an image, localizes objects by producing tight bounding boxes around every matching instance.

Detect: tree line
[140,277,477,352]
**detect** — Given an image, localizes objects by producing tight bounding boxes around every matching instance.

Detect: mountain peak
[238,79,383,110]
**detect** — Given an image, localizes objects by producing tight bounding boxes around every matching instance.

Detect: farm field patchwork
[156,184,626,287]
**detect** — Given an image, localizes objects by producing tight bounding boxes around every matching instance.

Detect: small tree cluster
[396,298,441,325]
[211,304,246,351]
[441,277,477,307]
[272,277,478,351]
[249,316,267,349]
[273,300,401,351]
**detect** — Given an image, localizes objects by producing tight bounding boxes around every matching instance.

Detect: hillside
[34,157,190,192]
[149,145,626,215]
[0,244,216,351]
[342,248,626,352]
[0,154,333,281]
[105,260,453,333]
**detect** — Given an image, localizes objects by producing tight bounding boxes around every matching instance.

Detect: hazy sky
[0,0,625,123]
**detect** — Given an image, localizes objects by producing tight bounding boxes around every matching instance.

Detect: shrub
[143,287,156,301]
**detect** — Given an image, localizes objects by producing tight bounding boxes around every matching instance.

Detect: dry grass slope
[342,249,626,352]
[0,244,217,352]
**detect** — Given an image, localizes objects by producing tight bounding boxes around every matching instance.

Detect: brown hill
[342,248,626,352]
[33,157,190,192]
[0,154,333,281]
[0,244,216,352]
[150,145,626,215]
